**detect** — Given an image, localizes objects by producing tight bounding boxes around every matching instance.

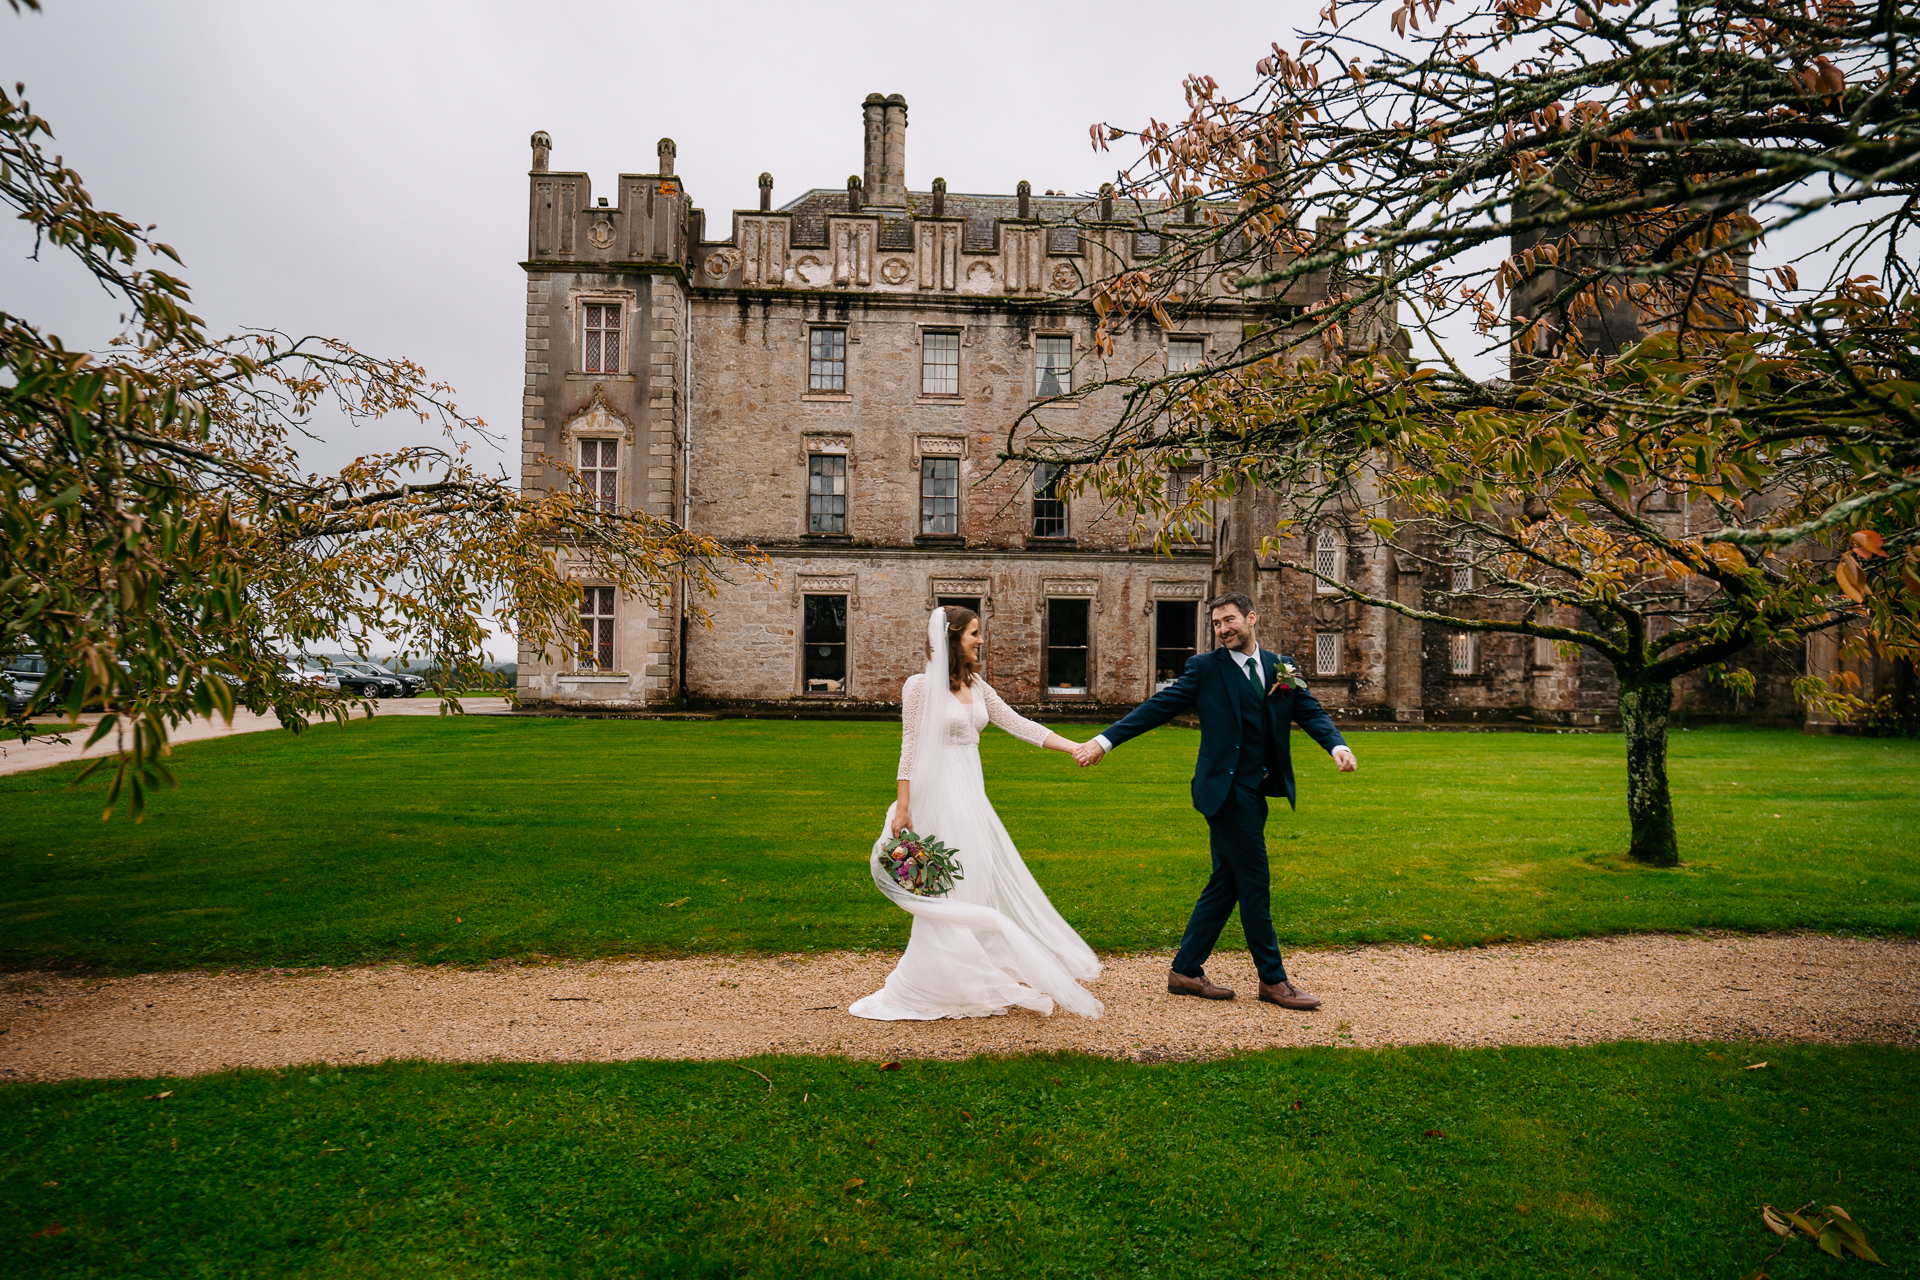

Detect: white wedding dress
[850,610,1103,1021]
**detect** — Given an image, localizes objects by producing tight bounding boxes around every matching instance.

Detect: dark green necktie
[1245,655,1264,697]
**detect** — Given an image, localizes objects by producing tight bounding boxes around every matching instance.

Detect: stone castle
[514,93,1877,730]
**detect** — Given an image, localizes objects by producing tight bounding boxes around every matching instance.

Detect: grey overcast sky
[3,0,1308,481]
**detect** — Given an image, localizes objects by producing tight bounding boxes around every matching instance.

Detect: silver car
[3,653,46,714]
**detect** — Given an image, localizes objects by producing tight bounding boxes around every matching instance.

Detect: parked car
[332,660,423,697]
[326,666,402,698]
[282,663,342,693]
[3,652,46,715]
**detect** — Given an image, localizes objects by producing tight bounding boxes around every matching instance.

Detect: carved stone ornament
[915,434,964,459]
[561,383,635,446]
[587,219,616,250]
[800,430,854,464]
[793,573,858,608]
[962,260,994,293]
[1049,262,1080,293]
[930,577,988,598]
[1042,578,1097,597]
[1149,580,1207,599]
[928,577,991,611]
[704,251,736,279]
[879,256,911,285]
[1312,599,1347,626]
[794,254,828,287]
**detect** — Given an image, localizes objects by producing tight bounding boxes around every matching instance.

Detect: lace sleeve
[897,673,924,780]
[979,680,1053,748]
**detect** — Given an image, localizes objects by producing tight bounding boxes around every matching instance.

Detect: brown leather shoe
[1167,968,1235,1000]
[1258,979,1321,1010]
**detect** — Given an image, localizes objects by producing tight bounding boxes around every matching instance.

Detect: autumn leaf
[1835,554,1867,603]
[842,1177,865,1191]
[1850,529,1884,558]
[878,1062,901,1071]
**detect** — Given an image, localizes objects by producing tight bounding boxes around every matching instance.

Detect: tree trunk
[1618,676,1679,865]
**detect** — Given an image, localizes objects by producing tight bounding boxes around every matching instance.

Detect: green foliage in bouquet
[879,829,964,897]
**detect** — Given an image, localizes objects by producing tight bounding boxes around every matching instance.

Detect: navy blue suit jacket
[1099,646,1348,816]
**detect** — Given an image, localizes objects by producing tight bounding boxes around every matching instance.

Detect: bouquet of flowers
[880,829,965,897]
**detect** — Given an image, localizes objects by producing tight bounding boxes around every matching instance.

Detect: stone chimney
[657,137,676,178]
[878,94,908,206]
[1098,182,1114,222]
[530,130,551,173]
[847,175,863,213]
[859,91,908,208]
[759,172,773,211]
[1017,179,1031,219]
[862,93,887,196]
[931,176,946,218]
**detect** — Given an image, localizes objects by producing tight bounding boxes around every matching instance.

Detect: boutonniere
[1273,659,1309,693]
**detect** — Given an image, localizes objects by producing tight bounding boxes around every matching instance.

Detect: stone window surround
[558,386,636,510]
[1148,579,1207,696]
[801,322,853,401]
[914,436,967,542]
[918,456,962,538]
[1040,578,1099,698]
[1448,631,1479,677]
[1165,332,1211,370]
[564,287,637,378]
[800,432,856,540]
[566,579,627,679]
[1313,526,1344,594]
[792,572,858,698]
[1314,630,1342,676]
[918,325,967,400]
[1029,461,1073,542]
[1029,328,1076,403]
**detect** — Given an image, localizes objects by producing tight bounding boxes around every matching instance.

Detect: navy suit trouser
[1171,782,1288,984]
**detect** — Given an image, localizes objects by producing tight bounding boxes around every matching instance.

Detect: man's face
[1211,605,1257,651]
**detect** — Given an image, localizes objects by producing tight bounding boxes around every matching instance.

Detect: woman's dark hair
[941,606,981,691]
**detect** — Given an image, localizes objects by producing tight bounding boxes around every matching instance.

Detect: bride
[850,606,1104,1021]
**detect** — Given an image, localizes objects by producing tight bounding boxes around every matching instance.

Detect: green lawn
[4,1043,1913,1278]
[1,718,1916,972]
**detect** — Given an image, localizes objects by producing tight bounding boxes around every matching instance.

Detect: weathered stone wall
[683,551,1212,710]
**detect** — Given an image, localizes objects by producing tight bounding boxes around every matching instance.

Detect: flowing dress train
[849,673,1104,1021]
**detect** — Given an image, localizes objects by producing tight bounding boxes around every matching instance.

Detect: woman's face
[958,618,982,665]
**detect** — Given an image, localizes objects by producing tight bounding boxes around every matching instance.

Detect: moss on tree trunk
[1619,677,1678,866]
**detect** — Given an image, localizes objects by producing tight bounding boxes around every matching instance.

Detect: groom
[1074,592,1356,1009]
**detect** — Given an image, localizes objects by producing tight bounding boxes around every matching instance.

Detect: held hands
[1072,739,1107,768]
[1332,746,1358,773]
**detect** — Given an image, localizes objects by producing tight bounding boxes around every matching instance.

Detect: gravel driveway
[3,933,1912,1082]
